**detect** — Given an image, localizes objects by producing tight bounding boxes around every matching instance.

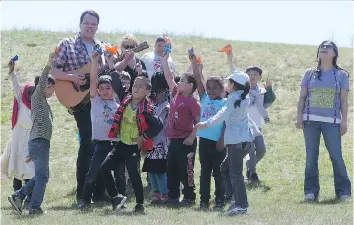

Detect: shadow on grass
[246,181,271,192]
[299,198,344,205]
[64,188,77,197]
[100,207,147,216]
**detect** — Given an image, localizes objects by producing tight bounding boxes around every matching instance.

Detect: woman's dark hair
[34,75,56,87]
[206,76,224,89]
[80,10,100,25]
[228,79,250,108]
[315,40,350,79]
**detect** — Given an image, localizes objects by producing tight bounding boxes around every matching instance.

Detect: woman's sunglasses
[320,44,333,49]
[122,44,136,49]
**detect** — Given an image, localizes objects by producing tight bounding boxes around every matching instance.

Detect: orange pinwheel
[105,45,119,55]
[196,56,201,64]
[218,44,232,53]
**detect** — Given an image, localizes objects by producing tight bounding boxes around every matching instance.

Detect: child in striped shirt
[8,52,56,216]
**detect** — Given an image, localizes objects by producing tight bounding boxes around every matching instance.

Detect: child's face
[122,79,131,91]
[225,80,236,93]
[132,79,149,100]
[44,83,55,98]
[177,76,192,95]
[247,70,261,87]
[206,80,222,100]
[98,83,114,100]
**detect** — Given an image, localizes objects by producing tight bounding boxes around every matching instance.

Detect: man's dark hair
[183,73,197,93]
[246,66,263,76]
[80,10,100,24]
[34,75,56,87]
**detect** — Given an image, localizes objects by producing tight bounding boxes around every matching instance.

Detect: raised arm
[33,53,55,97]
[227,51,236,73]
[90,53,100,98]
[8,60,22,102]
[189,52,205,99]
[162,53,177,91]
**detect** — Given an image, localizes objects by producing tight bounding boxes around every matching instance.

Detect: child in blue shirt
[189,49,227,210]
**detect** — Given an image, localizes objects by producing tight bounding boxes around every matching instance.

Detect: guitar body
[54,63,92,108]
[54,41,150,111]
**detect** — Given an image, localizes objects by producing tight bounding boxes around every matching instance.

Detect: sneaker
[180,198,195,207]
[78,200,91,211]
[151,193,161,204]
[112,194,127,210]
[339,195,350,201]
[199,201,209,210]
[8,193,23,215]
[213,200,225,210]
[228,207,248,216]
[249,173,259,182]
[304,193,316,201]
[29,207,46,215]
[134,204,145,213]
[23,198,31,210]
[227,201,236,211]
[165,198,180,206]
[159,194,168,204]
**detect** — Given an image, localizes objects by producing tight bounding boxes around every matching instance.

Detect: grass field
[1,30,353,225]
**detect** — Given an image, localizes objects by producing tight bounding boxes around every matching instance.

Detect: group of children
[2,43,275,216]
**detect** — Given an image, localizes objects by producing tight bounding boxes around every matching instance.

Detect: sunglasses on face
[320,44,333,49]
[122,44,136,49]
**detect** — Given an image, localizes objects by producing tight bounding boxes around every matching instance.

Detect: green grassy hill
[1,30,353,225]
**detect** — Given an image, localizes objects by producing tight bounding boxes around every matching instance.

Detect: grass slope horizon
[1,30,353,225]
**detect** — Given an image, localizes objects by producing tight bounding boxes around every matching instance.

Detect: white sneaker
[339,195,350,201]
[228,207,248,216]
[304,193,316,201]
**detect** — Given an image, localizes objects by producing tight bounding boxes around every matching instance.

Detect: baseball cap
[225,70,249,86]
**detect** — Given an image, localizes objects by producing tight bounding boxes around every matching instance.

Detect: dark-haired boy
[8,52,56,216]
[161,53,200,206]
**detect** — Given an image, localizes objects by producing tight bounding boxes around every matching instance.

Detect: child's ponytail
[234,81,250,108]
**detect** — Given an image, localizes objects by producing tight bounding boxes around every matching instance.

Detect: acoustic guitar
[54,41,150,112]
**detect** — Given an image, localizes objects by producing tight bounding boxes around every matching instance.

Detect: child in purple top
[296,41,351,201]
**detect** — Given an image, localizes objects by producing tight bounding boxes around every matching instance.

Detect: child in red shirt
[161,53,200,206]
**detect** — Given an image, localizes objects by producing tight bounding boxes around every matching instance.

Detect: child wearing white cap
[196,70,261,215]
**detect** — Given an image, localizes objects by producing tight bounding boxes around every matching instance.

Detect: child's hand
[8,60,17,74]
[187,152,195,159]
[183,135,195,146]
[196,122,207,130]
[162,52,169,61]
[92,52,100,64]
[25,155,32,163]
[264,77,273,88]
[216,138,224,152]
[47,52,56,67]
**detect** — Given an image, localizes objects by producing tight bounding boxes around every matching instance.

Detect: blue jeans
[148,172,167,195]
[303,121,351,197]
[18,138,50,209]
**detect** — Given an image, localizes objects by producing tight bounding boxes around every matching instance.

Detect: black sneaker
[180,198,195,207]
[29,207,46,215]
[213,200,225,210]
[165,198,180,206]
[199,201,209,210]
[8,193,23,215]
[112,194,127,210]
[250,173,259,182]
[134,204,145,213]
[78,199,91,211]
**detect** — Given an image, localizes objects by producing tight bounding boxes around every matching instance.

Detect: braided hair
[228,79,250,108]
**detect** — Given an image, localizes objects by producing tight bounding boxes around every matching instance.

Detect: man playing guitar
[50,10,108,205]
